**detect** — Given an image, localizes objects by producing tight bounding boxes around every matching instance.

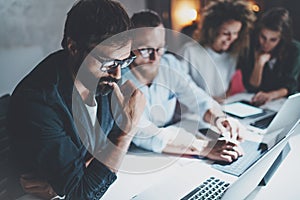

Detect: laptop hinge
[258,143,291,186]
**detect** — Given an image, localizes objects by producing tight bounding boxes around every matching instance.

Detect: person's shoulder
[182,41,205,51]
[285,40,300,59]
[161,53,178,63]
[160,53,183,70]
[291,40,300,50]
[157,53,183,79]
[180,42,209,60]
[12,50,66,98]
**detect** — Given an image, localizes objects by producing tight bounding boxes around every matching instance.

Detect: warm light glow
[251,4,260,12]
[178,8,197,22]
[175,6,197,26]
[171,0,200,31]
[248,1,260,13]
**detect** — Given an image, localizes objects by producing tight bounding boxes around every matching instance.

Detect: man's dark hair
[131,10,162,28]
[61,0,132,49]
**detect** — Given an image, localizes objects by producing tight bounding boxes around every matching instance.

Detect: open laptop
[132,95,300,200]
[131,119,299,200]
[211,94,300,177]
[221,124,296,200]
[242,93,300,134]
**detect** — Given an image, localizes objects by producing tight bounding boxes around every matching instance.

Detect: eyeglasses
[90,52,136,72]
[137,47,167,58]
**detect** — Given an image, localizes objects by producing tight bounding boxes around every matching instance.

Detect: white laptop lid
[247,93,300,134]
[222,119,299,200]
[131,161,237,200]
[132,119,299,200]
[266,93,300,133]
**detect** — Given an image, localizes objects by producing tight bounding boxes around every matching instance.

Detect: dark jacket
[8,50,117,200]
[241,40,300,95]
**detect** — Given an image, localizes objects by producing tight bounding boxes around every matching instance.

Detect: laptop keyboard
[181,177,230,200]
[212,140,267,176]
[250,113,276,129]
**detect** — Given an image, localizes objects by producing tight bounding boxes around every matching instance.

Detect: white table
[19,93,300,199]
[101,93,300,199]
[246,127,300,200]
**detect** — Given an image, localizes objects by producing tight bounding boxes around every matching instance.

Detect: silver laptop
[132,94,300,200]
[221,123,296,200]
[211,94,300,177]
[245,93,300,134]
[131,120,299,200]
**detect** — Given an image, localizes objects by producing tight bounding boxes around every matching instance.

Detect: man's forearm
[163,132,208,156]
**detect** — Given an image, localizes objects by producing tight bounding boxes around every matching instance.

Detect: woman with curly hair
[180,0,255,102]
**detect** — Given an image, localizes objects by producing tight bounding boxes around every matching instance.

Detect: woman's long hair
[253,7,293,61]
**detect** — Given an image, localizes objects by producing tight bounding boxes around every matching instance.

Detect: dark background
[146,0,300,41]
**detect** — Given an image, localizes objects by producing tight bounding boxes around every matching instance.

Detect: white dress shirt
[122,54,218,153]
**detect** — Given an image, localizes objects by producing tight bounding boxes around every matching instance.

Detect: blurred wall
[0,0,146,96]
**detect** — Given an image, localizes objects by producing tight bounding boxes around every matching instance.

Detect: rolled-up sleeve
[132,115,178,153]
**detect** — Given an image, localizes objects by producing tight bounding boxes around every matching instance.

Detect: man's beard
[96,77,120,96]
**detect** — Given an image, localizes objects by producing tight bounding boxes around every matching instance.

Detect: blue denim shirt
[8,50,117,200]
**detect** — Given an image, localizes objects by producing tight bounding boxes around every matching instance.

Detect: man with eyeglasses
[8,0,145,199]
[123,10,244,162]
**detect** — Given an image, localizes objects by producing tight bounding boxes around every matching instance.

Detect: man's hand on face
[110,80,146,140]
[91,80,146,173]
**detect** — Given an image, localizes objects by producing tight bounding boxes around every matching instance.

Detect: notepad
[223,101,264,118]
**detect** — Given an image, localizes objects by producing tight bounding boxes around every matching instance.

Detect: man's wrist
[214,115,227,126]
[191,139,209,155]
